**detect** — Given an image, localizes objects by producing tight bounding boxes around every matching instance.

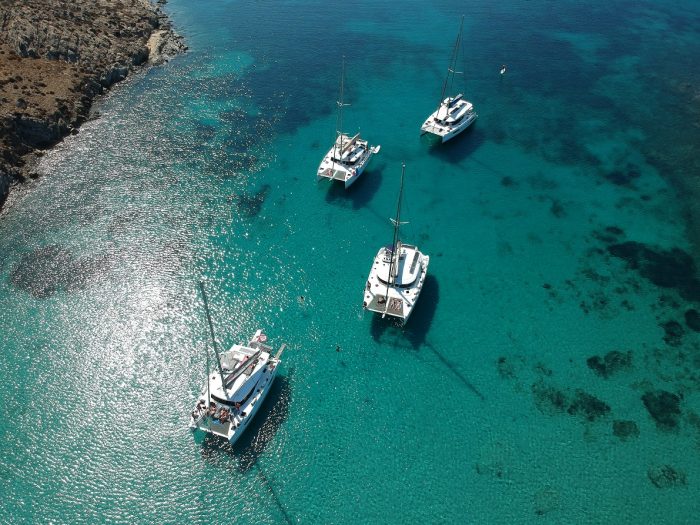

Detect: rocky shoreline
[0,0,186,211]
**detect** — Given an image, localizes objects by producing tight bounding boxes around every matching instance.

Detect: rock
[13,115,67,148]
[0,169,10,208]
[642,390,681,429]
[647,465,687,488]
[0,0,186,211]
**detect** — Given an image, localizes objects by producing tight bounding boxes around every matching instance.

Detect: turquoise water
[2,0,700,522]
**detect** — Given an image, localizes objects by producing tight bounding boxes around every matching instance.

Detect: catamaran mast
[334,58,349,160]
[383,163,406,313]
[198,281,226,387]
[439,15,464,105]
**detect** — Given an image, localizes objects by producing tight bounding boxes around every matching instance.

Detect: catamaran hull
[363,249,430,324]
[441,113,477,142]
[190,361,279,444]
[227,365,278,444]
[421,112,477,143]
[317,144,379,189]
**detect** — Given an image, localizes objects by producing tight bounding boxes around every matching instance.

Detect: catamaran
[421,16,477,142]
[317,60,380,188]
[362,164,429,323]
[190,282,286,444]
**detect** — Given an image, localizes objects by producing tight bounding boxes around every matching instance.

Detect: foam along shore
[0,0,186,212]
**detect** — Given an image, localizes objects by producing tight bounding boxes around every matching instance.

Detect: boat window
[211,375,261,407]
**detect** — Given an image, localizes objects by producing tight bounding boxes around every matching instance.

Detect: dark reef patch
[531,381,609,422]
[642,390,681,429]
[226,152,258,173]
[587,350,632,378]
[684,309,700,332]
[604,163,642,187]
[605,226,624,237]
[567,389,610,421]
[549,199,565,218]
[533,487,560,516]
[593,226,625,244]
[192,121,217,143]
[578,291,611,316]
[608,241,700,301]
[10,245,110,298]
[661,320,684,347]
[612,420,639,440]
[497,356,516,380]
[531,380,568,415]
[647,465,687,489]
[500,176,517,188]
[230,184,271,218]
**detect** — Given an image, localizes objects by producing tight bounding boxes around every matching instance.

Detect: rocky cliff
[0,0,186,210]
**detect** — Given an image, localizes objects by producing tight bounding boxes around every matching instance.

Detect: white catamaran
[317,60,380,188]
[421,16,477,142]
[362,164,429,323]
[190,282,286,444]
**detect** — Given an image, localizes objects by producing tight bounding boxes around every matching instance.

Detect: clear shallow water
[2,0,700,523]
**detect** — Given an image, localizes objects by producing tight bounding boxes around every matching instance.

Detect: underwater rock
[228,152,258,172]
[642,390,681,429]
[531,380,567,415]
[587,350,632,378]
[192,121,217,142]
[497,356,516,380]
[550,199,565,218]
[533,487,560,516]
[647,465,687,489]
[605,226,624,237]
[567,389,610,421]
[612,420,639,440]
[10,245,72,298]
[685,309,700,332]
[593,226,625,244]
[605,164,641,187]
[231,184,271,218]
[9,244,109,298]
[501,176,516,187]
[661,320,684,347]
[608,241,700,301]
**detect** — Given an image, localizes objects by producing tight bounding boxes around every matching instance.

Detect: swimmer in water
[500,64,507,75]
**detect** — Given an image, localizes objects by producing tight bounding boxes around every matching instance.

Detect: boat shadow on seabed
[369,273,439,350]
[370,274,485,401]
[199,370,294,473]
[323,161,384,211]
[424,124,484,164]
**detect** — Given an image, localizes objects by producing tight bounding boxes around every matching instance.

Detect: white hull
[363,244,429,323]
[190,330,283,444]
[317,133,379,188]
[421,95,477,142]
